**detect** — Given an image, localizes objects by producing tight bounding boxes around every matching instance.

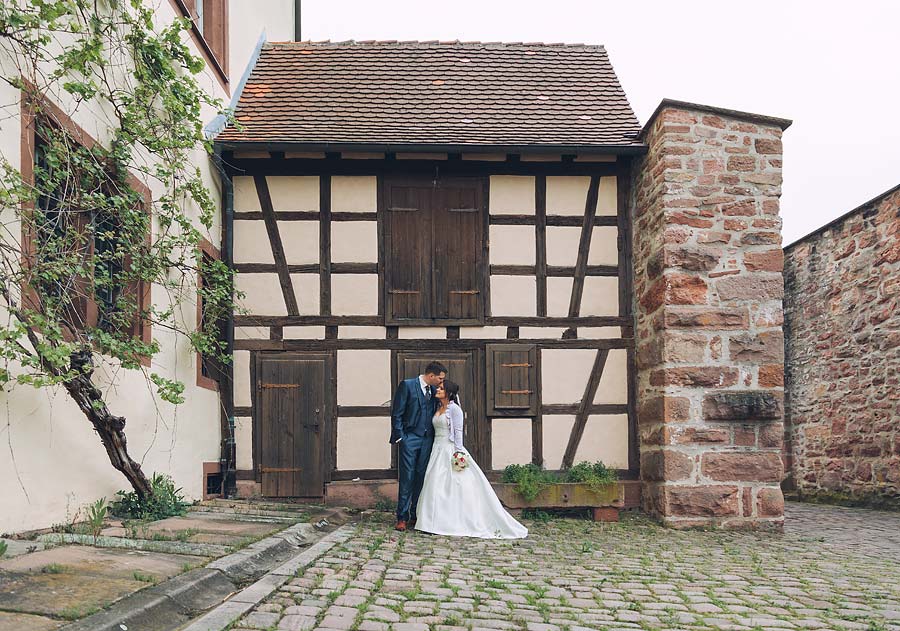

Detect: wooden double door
[396,350,486,466]
[254,352,334,497]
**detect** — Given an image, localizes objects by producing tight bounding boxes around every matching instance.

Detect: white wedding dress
[415,402,528,539]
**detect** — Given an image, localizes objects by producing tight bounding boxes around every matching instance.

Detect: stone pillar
[631,99,791,528]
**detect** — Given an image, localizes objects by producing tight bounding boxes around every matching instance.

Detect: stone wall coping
[639,98,793,139]
[785,181,900,250]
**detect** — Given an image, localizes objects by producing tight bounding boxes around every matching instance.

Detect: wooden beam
[562,349,609,469]
[331,468,397,481]
[224,157,621,178]
[533,346,544,466]
[338,405,391,417]
[490,214,617,227]
[234,211,376,222]
[535,175,548,317]
[232,314,632,328]
[319,175,332,316]
[490,264,618,277]
[254,176,299,316]
[543,403,628,415]
[616,160,640,473]
[234,337,630,352]
[567,175,601,319]
[235,262,377,274]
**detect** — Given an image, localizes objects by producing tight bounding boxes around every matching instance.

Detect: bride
[414,380,528,539]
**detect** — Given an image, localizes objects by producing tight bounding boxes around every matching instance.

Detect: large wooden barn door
[256,353,332,497]
[395,351,486,465]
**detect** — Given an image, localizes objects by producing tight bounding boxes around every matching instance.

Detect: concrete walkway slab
[0,611,62,631]
[133,515,282,537]
[0,545,205,618]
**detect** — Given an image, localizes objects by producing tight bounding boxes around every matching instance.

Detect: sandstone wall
[632,100,790,528]
[784,185,900,506]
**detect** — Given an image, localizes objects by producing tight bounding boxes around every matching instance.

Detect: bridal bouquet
[451,450,468,472]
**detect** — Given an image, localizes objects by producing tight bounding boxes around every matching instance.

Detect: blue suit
[390,377,437,521]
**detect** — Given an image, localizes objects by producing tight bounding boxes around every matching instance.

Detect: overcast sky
[300,0,899,244]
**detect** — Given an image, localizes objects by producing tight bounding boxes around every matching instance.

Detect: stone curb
[55,518,349,631]
[179,524,355,631]
[36,532,232,557]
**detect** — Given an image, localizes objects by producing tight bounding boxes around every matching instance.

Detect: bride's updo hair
[441,380,460,405]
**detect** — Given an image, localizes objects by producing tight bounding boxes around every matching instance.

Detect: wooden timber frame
[219,151,640,494]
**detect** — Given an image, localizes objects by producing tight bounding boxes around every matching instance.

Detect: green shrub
[563,461,618,493]
[0,540,7,557]
[501,464,556,502]
[503,461,617,502]
[111,473,189,520]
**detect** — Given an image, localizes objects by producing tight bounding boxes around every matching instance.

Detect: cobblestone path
[229,502,900,631]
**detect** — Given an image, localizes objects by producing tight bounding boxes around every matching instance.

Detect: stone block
[756,487,784,516]
[729,331,784,363]
[754,138,783,154]
[651,367,739,388]
[715,275,784,302]
[702,391,783,421]
[701,452,783,482]
[641,450,694,482]
[665,246,723,271]
[663,485,740,517]
[744,249,784,272]
[664,306,749,329]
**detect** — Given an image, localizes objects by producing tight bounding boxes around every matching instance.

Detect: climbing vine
[0,0,235,497]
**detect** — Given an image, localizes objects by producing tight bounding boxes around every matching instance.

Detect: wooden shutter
[486,344,537,415]
[385,182,432,323]
[432,182,483,321]
[202,0,228,74]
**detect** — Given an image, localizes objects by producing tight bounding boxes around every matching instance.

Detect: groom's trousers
[396,433,434,521]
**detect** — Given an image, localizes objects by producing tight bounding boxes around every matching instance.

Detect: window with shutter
[486,344,537,415]
[383,177,485,325]
[171,0,228,82]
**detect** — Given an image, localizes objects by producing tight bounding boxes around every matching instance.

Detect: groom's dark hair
[424,361,447,376]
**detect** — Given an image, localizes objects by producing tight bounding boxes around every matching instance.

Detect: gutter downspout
[294,0,302,41]
[212,145,236,498]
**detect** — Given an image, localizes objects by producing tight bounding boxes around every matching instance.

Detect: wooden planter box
[492,482,625,522]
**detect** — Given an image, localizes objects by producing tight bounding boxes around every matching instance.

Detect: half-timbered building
[215,41,642,500]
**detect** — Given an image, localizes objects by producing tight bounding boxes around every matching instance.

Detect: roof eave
[214,140,649,156]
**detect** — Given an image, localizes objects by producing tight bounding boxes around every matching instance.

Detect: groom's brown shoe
[394,520,407,532]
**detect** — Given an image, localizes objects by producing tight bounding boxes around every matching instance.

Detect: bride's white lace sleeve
[449,403,464,451]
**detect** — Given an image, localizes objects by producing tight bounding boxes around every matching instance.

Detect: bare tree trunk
[63,372,152,498]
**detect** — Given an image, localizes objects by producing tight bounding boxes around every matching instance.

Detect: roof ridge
[265,39,606,50]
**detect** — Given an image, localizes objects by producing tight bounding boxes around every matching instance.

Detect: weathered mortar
[784,184,900,506]
[631,100,791,528]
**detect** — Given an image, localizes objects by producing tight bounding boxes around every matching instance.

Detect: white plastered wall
[337,418,392,470]
[0,0,294,533]
[491,418,532,469]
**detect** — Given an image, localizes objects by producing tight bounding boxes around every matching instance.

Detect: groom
[390,361,447,532]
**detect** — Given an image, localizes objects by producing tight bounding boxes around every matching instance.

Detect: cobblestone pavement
[228,502,900,631]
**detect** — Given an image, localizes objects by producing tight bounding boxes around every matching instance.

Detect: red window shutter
[202,0,228,74]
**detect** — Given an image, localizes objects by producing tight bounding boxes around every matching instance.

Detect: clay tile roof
[216,40,644,150]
